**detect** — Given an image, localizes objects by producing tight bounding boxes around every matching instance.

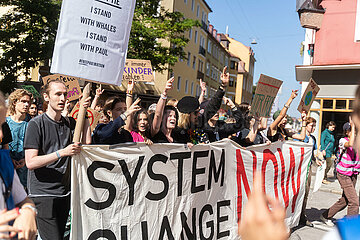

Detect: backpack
[0,149,15,210]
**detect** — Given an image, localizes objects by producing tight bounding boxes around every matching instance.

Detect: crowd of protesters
[0,66,359,239]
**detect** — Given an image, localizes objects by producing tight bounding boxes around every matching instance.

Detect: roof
[202,0,212,13]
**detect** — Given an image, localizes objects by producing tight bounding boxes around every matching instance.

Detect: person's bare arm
[259,117,268,131]
[90,86,104,110]
[269,90,298,135]
[245,118,259,144]
[124,98,141,132]
[25,143,82,170]
[125,80,135,131]
[291,111,307,140]
[198,79,207,104]
[13,198,37,240]
[151,77,174,136]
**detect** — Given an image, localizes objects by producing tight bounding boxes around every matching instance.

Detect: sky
[206,0,306,117]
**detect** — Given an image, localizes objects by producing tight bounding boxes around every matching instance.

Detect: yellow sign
[42,74,83,101]
[122,59,154,82]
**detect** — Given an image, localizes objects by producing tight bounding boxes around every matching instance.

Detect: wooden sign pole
[73,83,91,142]
[63,83,91,190]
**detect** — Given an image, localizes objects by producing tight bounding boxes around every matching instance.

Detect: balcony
[197,71,204,80]
[201,21,208,32]
[199,46,206,56]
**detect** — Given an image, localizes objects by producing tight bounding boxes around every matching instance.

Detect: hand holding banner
[251,74,283,117]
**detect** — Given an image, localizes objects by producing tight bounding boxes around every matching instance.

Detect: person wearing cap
[320,119,359,226]
[201,96,244,143]
[268,90,307,142]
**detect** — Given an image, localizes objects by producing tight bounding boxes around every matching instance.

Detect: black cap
[177,96,200,113]
[343,122,351,131]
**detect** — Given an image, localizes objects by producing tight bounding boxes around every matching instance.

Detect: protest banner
[251,74,283,117]
[70,103,100,132]
[123,59,154,82]
[71,139,312,239]
[298,78,320,113]
[21,85,41,98]
[50,0,136,86]
[42,74,82,101]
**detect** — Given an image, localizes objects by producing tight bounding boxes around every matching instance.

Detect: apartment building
[296,0,360,140]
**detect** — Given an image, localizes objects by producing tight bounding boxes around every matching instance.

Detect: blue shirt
[6,115,30,161]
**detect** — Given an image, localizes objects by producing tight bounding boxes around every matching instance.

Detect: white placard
[71,140,312,239]
[51,0,136,86]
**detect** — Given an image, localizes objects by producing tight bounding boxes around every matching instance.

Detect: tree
[0,0,61,93]
[0,0,198,93]
[127,0,199,72]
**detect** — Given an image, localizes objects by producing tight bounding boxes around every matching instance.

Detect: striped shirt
[336,137,360,176]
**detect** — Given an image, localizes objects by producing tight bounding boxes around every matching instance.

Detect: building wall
[225,36,255,104]
[314,0,360,65]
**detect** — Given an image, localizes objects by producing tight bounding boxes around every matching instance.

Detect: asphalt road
[290,165,360,240]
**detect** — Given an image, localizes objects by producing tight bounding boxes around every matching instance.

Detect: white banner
[71,139,312,239]
[51,0,136,85]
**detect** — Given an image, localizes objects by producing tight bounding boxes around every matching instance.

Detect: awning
[295,64,360,82]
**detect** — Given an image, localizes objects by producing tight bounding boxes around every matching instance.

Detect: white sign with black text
[51,0,136,85]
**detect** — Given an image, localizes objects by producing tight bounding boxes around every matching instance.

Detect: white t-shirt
[0,171,27,210]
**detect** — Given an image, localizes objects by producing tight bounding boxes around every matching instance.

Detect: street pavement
[290,165,360,240]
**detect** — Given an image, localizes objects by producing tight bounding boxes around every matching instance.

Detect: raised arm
[198,79,207,104]
[151,77,174,136]
[124,98,141,132]
[290,111,307,140]
[269,90,298,133]
[90,86,104,110]
[245,117,259,144]
[124,80,135,131]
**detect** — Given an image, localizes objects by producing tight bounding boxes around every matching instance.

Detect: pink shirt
[131,131,144,143]
[336,137,360,176]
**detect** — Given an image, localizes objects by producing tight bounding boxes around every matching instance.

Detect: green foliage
[128,0,199,72]
[0,0,61,93]
[0,0,198,93]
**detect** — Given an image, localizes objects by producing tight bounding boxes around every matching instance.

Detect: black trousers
[32,195,70,240]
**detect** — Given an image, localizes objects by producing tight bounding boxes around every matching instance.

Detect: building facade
[296,0,359,140]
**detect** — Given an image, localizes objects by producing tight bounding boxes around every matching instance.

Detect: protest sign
[21,85,41,98]
[71,139,311,239]
[50,0,136,86]
[298,78,320,113]
[123,59,154,82]
[42,74,82,101]
[251,74,283,117]
[70,103,100,132]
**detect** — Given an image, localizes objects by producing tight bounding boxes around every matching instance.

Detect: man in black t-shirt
[24,80,91,240]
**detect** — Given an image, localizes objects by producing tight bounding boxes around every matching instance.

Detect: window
[192,56,196,69]
[225,56,229,67]
[194,31,198,43]
[177,76,182,91]
[207,41,211,54]
[196,5,200,17]
[184,0,187,4]
[191,0,194,11]
[189,28,192,40]
[191,82,194,95]
[323,100,333,109]
[196,85,199,96]
[198,59,203,72]
[200,35,205,47]
[185,80,189,93]
[206,62,210,76]
[336,100,346,109]
[187,52,191,66]
[229,77,234,87]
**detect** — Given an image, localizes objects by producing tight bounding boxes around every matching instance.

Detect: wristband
[56,151,61,160]
[120,113,128,121]
[284,104,290,109]
[126,93,133,98]
[20,205,38,215]
[161,94,167,100]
